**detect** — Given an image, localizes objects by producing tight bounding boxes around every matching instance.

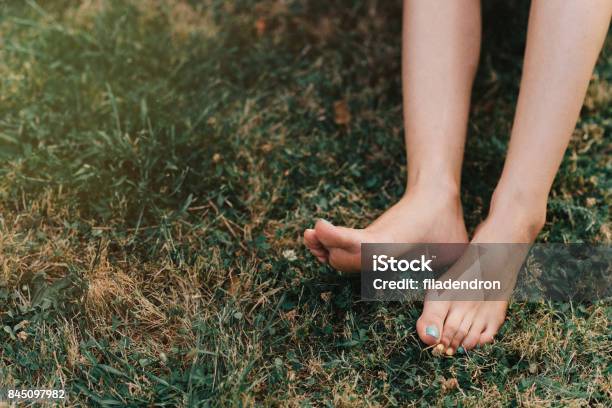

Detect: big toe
[304,228,328,262]
[314,219,361,250]
[314,219,365,272]
[416,301,450,346]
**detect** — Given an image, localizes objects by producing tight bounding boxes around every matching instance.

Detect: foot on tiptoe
[303,186,468,273]
[417,194,545,353]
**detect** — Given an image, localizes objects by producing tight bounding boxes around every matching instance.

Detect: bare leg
[304,0,481,271]
[428,0,612,354]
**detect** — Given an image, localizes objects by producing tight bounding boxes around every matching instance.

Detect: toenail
[445,348,454,356]
[457,346,465,354]
[425,326,440,340]
[433,344,446,356]
[319,219,333,225]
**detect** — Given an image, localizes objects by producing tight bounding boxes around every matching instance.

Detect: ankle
[488,187,547,239]
[406,179,461,206]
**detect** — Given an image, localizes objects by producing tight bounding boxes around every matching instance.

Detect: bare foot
[416,200,545,354]
[303,187,468,273]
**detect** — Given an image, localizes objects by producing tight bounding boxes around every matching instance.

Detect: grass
[0,0,610,406]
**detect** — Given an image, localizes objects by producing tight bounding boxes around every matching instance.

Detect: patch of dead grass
[65,0,218,45]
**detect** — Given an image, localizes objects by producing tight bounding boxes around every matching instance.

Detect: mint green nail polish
[457,346,465,354]
[425,326,439,339]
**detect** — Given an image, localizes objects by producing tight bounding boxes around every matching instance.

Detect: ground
[0,0,610,406]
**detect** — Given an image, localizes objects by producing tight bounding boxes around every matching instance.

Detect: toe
[440,309,464,348]
[310,247,328,258]
[304,229,329,263]
[314,219,361,250]
[304,228,326,251]
[478,323,501,346]
[462,320,486,350]
[311,220,365,273]
[477,303,507,346]
[310,247,326,256]
[449,310,474,351]
[416,301,449,346]
[478,331,495,346]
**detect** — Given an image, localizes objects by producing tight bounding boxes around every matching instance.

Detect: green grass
[0,0,610,406]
